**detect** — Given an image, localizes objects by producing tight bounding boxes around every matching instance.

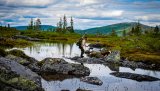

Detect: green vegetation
[0,26,32,48]
[87,26,160,63]
[21,31,80,43]
[1,20,160,63]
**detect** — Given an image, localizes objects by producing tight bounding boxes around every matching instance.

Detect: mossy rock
[8,49,28,58]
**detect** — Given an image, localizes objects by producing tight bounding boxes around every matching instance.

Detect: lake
[11,42,160,91]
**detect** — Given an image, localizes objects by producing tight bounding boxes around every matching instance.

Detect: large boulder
[104,51,120,62]
[0,57,44,91]
[80,77,103,85]
[110,72,160,82]
[40,58,90,76]
[7,50,40,72]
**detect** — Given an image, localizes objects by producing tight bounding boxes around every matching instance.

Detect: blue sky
[0,0,160,29]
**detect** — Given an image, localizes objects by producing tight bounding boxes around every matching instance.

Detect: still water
[12,42,160,91]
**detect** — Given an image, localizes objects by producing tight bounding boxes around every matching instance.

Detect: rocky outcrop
[80,77,103,85]
[13,35,41,41]
[0,57,44,91]
[40,58,90,76]
[110,72,160,82]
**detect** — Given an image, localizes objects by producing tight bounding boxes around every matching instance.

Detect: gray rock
[110,72,160,82]
[7,50,40,72]
[104,51,120,62]
[40,58,90,76]
[0,57,44,91]
[80,77,103,85]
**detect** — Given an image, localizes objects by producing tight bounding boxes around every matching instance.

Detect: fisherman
[76,36,88,58]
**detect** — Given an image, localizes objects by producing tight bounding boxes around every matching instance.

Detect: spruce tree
[63,15,67,32]
[70,16,74,33]
[110,29,117,36]
[154,25,159,34]
[134,21,141,35]
[123,29,126,37]
[35,18,41,31]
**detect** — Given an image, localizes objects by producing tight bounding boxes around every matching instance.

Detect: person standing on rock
[76,36,88,58]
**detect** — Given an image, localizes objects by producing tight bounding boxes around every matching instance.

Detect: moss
[0,70,40,91]
[0,38,32,48]
[37,61,45,67]
[8,49,28,59]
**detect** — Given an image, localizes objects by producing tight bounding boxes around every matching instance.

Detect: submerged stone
[110,72,160,82]
[80,77,103,85]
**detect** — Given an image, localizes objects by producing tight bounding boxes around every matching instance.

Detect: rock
[41,74,75,81]
[0,57,44,91]
[7,50,40,72]
[110,72,160,82]
[107,64,119,71]
[88,43,106,48]
[88,51,103,58]
[104,51,120,62]
[40,58,90,76]
[70,57,104,64]
[13,35,41,41]
[6,55,30,66]
[80,77,103,85]
[8,49,38,62]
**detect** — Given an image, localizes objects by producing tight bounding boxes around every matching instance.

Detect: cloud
[0,0,160,29]
[0,0,59,8]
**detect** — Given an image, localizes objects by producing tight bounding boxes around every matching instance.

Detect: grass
[0,38,32,48]
[21,31,81,43]
[87,34,160,63]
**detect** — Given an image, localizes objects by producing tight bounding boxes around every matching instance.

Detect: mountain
[79,22,152,35]
[13,25,56,31]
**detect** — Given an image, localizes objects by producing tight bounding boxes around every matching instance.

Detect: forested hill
[13,22,153,35]
[77,22,152,35]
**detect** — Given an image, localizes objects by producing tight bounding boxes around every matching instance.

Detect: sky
[0,0,160,29]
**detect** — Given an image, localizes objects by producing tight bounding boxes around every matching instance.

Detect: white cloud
[1,0,58,7]
[0,0,160,29]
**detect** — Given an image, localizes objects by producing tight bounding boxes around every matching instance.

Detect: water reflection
[17,42,88,61]
[12,42,160,91]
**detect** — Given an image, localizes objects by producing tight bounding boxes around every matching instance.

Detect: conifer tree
[7,24,10,28]
[110,29,117,36]
[27,18,34,31]
[134,21,141,35]
[154,25,159,34]
[63,15,67,32]
[35,18,41,31]
[123,29,126,37]
[70,16,74,33]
